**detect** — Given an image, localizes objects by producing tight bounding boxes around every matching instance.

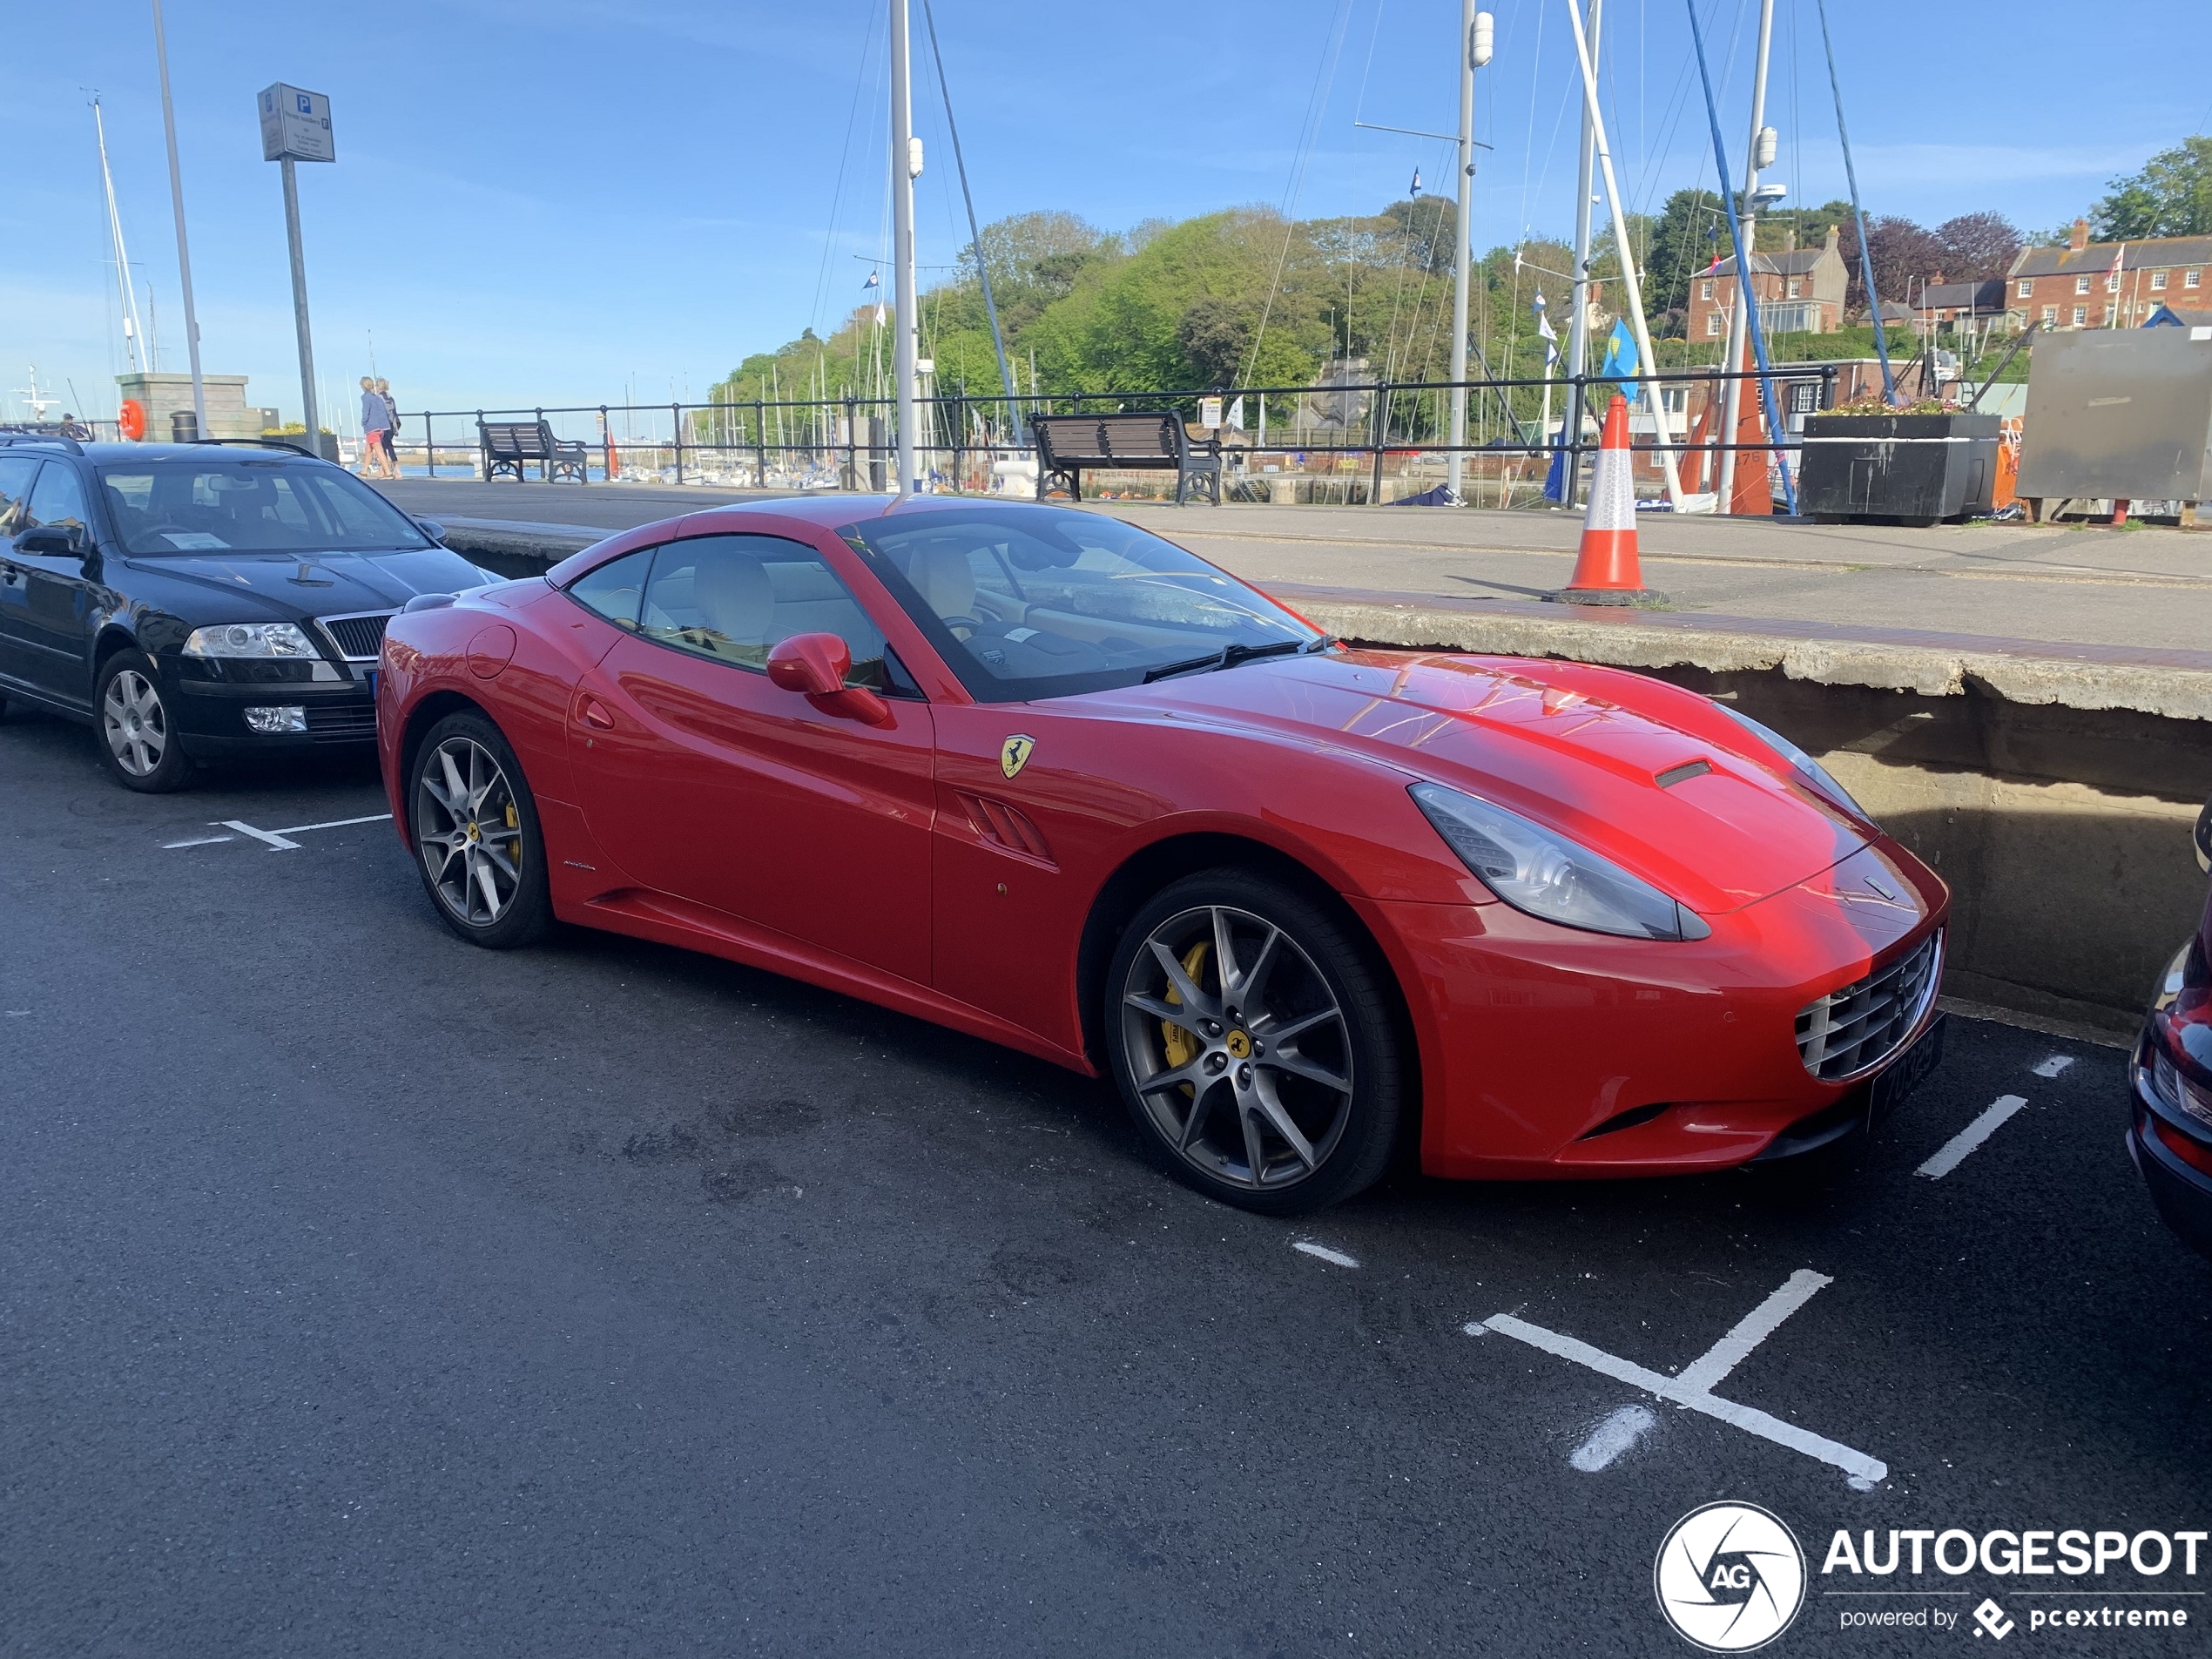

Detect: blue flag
[1598,319,1639,383]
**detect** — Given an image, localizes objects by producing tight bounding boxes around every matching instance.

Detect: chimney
[1823,225,1840,253]
[2069,217,2089,251]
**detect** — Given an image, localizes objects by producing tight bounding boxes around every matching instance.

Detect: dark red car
[377,496,1948,1213]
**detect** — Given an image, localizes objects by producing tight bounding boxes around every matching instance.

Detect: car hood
[118,546,489,620]
[1120,650,1872,915]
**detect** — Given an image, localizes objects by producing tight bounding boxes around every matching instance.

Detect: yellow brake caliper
[1161,941,1211,1095]
[506,800,520,867]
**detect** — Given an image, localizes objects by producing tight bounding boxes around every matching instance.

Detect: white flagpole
[1563,0,1685,509]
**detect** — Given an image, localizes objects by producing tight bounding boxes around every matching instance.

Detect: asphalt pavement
[5,704,2210,1657]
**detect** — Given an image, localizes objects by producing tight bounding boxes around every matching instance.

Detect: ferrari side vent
[956,792,1055,867]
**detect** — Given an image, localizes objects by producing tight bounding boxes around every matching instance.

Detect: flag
[1409,167,1423,199]
[1225,395,1245,431]
[863,268,885,326]
[1534,292,1561,369]
[1599,319,1639,383]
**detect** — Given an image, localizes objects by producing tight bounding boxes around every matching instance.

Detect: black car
[0,435,490,791]
[2128,797,2212,1258]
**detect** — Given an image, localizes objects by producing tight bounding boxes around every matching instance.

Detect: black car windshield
[96,461,432,556]
[840,503,1318,702]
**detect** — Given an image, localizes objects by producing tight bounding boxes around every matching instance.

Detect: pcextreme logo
[1656,1502,1808,1652]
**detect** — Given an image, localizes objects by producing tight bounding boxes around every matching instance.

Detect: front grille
[1796,928,1944,1081]
[318,611,395,661]
[304,701,378,742]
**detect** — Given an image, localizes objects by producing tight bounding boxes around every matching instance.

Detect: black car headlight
[183,622,320,659]
[1410,782,1710,941]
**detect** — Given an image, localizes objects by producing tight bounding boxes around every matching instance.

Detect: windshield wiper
[1142,637,1327,684]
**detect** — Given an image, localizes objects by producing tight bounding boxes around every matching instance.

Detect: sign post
[259,84,334,457]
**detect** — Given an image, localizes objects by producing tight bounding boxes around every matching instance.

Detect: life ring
[118,398,147,441]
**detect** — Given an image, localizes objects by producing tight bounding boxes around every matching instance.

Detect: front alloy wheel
[1109,871,1404,1213]
[409,712,550,948]
[94,650,192,792]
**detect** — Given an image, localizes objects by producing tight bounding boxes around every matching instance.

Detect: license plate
[1871,1011,1947,1127]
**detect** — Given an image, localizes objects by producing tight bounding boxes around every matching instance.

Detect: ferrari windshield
[96,461,433,556]
[840,503,1319,702]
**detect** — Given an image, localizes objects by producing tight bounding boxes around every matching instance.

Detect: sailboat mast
[92,98,149,377]
[1563,0,1601,508]
[150,0,208,436]
[889,0,920,496]
[1716,0,1777,513]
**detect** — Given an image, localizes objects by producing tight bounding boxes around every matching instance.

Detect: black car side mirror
[2195,795,2211,875]
[15,524,83,558]
[415,516,448,543]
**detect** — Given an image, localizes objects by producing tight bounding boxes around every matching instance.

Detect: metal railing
[388,362,1852,506]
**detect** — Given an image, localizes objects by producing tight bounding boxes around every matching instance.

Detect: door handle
[577,694,616,731]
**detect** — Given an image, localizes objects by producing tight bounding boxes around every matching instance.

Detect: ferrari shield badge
[1000,734,1037,779]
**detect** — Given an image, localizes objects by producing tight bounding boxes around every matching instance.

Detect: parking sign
[258,83,335,163]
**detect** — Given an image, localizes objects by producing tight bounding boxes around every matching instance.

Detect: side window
[24,462,90,534]
[638,534,888,685]
[0,456,39,535]
[565,547,654,630]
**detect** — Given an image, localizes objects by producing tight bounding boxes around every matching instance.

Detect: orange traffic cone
[1548,395,1666,607]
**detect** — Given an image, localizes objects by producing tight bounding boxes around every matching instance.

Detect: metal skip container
[2015,327,2212,506]
[1798,411,2001,523]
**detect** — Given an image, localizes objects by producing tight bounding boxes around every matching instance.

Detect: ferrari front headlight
[183,622,320,659]
[1410,782,1709,941]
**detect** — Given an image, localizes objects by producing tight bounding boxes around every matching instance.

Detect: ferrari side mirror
[766,632,892,726]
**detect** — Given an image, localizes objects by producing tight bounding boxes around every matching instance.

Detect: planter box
[1798,412,2000,524]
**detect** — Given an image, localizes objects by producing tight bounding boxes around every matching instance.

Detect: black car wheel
[95,650,193,792]
[408,711,550,949]
[1106,868,1406,1214]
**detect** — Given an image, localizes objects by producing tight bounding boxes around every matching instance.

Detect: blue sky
[4,0,2203,428]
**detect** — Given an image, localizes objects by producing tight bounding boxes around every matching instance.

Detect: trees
[2091,137,2212,239]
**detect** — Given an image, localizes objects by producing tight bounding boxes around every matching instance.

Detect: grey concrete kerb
[1269,583,2212,724]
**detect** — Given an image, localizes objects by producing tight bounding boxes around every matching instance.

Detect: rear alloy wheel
[96,650,192,792]
[409,711,550,948]
[1108,869,1405,1214]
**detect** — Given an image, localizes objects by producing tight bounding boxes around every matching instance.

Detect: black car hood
[120,546,491,620]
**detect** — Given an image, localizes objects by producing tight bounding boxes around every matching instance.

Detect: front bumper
[1368,833,1951,1180]
[2128,1030,2212,1260]
[165,657,378,756]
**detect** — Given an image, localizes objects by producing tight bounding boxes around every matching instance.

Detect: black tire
[407,709,551,949]
[94,649,194,792]
[1105,867,1406,1215]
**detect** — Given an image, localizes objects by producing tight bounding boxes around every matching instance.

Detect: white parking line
[1468,1269,1887,1488]
[2031,1055,2076,1079]
[167,813,393,853]
[1293,1241,1359,1269]
[1917,1095,2028,1180]
[1569,1404,1656,1471]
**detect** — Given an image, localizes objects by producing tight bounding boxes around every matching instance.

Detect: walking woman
[374,378,402,478]
[359,376,394,478]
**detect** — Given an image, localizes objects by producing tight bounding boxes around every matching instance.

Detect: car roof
[672,493,1098,532]
[74,442,327,464]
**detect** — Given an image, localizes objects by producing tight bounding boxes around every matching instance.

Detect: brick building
[2005,220,2211,331]
[1683,226,1851,341]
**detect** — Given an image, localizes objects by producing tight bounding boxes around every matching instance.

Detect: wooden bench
[1028,412,1222,505]
[479,419,591,483]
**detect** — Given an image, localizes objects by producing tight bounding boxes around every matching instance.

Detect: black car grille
[319,611,395,660]
[1796,929,1944,1081]
[305,701,379,742]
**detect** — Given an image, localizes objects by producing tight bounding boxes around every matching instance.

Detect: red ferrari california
[377,496,1948,1213]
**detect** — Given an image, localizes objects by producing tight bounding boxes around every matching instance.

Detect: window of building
[2072,306,2087,326]
[1699,279,1713,300]
[2040,305,2057,323]
[2106,271,2121,293]
[2075,275,2091,294]
[2188,270,2203,289]
[1705,312,1723,336]
[2151,270,2168,291]
[1786,278,1801,298]
[2017,280,2033,298]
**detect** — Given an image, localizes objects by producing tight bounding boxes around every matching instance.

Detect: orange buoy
[1548,395,1667,606]
[118,398,146,441]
